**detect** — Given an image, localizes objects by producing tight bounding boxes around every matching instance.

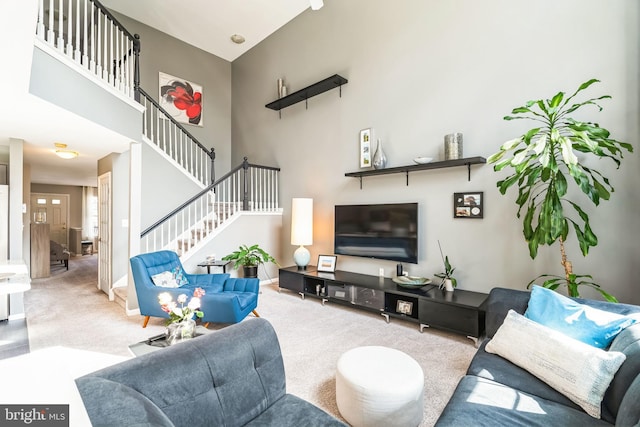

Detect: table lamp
[291,198,313,270]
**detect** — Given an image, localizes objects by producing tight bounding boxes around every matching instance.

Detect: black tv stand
[278,266,488,345]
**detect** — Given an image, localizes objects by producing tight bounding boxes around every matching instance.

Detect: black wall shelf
[265,74,348,117]
[345,156,486,188]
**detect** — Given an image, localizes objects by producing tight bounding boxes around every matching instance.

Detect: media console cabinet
[278,266,488,345]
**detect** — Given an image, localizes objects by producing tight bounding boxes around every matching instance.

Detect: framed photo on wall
[359,128,372,168]
[317,255,337,272]
[454,192,483,218]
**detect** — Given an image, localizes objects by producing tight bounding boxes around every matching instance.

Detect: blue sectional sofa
[130,250,260,326]
[76,318,347,427]
[436,287,640,426]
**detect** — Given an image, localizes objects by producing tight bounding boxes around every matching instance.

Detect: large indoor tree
[488,79,633,301]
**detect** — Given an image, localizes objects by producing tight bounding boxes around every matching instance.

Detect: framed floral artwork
[159,72,203,126]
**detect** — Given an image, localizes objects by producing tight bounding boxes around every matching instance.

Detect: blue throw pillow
[524,285,637,349]
[171,267,189,287]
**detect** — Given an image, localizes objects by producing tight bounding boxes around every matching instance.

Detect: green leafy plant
[435,241,457,289]
[488,79,632,301]
[222,244,278,269]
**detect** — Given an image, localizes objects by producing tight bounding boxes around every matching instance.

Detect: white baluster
[102,14,108,80]
[82,0,88,66]
[109,18,114,85]
[95,4,101,77]
[114,29,120,89]
[57,0,64,51]
[74,0,81,61]
[36,0,45,39]
[65,0,72,55]
[47,0,55,44]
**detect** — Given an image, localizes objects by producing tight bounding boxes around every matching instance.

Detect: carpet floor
[24,256,476,426]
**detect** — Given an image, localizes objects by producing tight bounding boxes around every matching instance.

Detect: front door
[30,193,69,246]
[98,172,112,298]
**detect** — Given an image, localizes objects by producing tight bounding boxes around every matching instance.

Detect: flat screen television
[334,203,418,264]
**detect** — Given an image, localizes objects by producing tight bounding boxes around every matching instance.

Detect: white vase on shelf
[372,139,387,170]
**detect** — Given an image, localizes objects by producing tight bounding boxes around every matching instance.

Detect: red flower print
[160,79,202,125]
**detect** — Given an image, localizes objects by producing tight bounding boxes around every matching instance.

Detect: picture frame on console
[396,300,413,315]
[454,192,483,219]
[359,128,372,168]
[317,255,337,272]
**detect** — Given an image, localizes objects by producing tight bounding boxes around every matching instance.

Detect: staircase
[33,0,281,261]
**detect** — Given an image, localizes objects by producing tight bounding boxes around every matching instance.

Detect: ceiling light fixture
[309,0,324,10]
[54,143,78,160]
[230,34,245,44]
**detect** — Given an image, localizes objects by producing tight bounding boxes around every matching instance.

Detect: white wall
[232,0,640,303]
[182,213,283,282]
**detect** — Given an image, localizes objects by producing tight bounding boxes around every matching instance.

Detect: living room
[0,0,639,426]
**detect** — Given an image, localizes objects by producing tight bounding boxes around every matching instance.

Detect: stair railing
[140,158,280,255]
[33,1,215,187]
[35,0,140,100]
[138,88,215,187]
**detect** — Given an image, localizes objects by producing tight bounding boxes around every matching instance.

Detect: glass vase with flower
[158,288,206,345]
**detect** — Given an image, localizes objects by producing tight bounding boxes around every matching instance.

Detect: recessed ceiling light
[53,143,78,159]
[230,34,245,44]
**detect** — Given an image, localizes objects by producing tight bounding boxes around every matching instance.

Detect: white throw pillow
[151,271,180,288]
[485,310,626,418]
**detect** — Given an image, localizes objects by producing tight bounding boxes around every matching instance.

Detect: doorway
[30,193,70,247]
[98,172,112,299]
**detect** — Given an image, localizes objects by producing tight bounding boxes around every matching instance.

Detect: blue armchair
[130,250,260,327]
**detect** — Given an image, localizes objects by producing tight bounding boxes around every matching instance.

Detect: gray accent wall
[111,11,233,176]
[232,0,640,304]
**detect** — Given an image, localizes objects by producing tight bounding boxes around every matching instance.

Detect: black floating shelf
[345,156,487,188]
[265,74,348,113]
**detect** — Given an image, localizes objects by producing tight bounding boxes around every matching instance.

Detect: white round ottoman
[336,346,424,427]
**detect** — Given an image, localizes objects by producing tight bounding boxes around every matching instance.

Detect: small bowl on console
[413,157,433,164]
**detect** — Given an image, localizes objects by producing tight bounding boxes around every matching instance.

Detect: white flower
[172,307,184,317]
[188,297,201,310]
[177,294,188,304]
[158,292,173,305]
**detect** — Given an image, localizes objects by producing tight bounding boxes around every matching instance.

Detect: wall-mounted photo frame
[454,192,484,218]
[317,255,337,272]
[359,128,372,168]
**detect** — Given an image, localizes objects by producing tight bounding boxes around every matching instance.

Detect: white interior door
[98,172,112,297]
[30,193,69,246]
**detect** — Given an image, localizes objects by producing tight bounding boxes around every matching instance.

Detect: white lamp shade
[291,198,313,246]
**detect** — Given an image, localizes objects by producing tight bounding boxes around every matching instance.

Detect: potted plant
[222,244,278,278]
[488,79,632,301]
[435,241,457,292]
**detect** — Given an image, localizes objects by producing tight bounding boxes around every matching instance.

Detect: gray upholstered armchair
[76,318,347,426]
[50,240,70,270]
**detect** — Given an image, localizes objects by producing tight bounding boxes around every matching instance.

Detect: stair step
[113,286,127,309]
